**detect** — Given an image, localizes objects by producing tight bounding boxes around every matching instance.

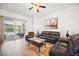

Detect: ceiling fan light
[33,5,39,10]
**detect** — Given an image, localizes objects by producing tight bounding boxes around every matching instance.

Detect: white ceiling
[0,3,79,19]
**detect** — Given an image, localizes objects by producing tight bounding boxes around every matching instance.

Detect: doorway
[4,18,25,41]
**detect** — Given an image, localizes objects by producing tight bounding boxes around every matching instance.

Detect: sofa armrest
[59,37,69,43]
[59,39,69,44]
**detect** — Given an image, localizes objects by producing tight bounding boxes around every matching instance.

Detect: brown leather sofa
[49,34,79,56]
[37,31,60,44]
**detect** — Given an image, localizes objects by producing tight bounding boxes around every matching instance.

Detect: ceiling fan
[29,3,46,12]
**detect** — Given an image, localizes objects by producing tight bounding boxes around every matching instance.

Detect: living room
[0,3,79,56]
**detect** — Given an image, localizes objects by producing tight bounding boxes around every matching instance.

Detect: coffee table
[28,37,46,52]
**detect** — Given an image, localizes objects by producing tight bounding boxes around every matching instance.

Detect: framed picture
[44,17,58,29]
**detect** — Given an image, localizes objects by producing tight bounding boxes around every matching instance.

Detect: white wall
[34,5,79,37]
[25,18,33,35]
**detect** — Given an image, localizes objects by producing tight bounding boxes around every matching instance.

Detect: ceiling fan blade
[29,7,33,10]
[37,9,39,12]
[39,6,46,8]
[31,3,37,6]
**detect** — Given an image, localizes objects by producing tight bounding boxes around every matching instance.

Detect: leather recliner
[25,32,34,41]
[49,34,79,56]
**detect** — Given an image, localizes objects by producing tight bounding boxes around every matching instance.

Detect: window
[4,24,14,33]
[16,25,21,33]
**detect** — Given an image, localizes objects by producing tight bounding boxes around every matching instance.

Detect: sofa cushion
[55,40,68,48]
[42,31,49,34]
[73,36,79,46]
[68,34,79,55]
[59,43,68,48]
[74,47,79,55]
[71,34,79,41]
[49,45,68,56]
[73,36,79,54]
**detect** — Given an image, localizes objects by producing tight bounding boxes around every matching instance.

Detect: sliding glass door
[4,19,25,41]
[15,23,25,39]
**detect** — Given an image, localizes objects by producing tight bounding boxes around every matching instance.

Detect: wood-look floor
[0,39,54,56]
